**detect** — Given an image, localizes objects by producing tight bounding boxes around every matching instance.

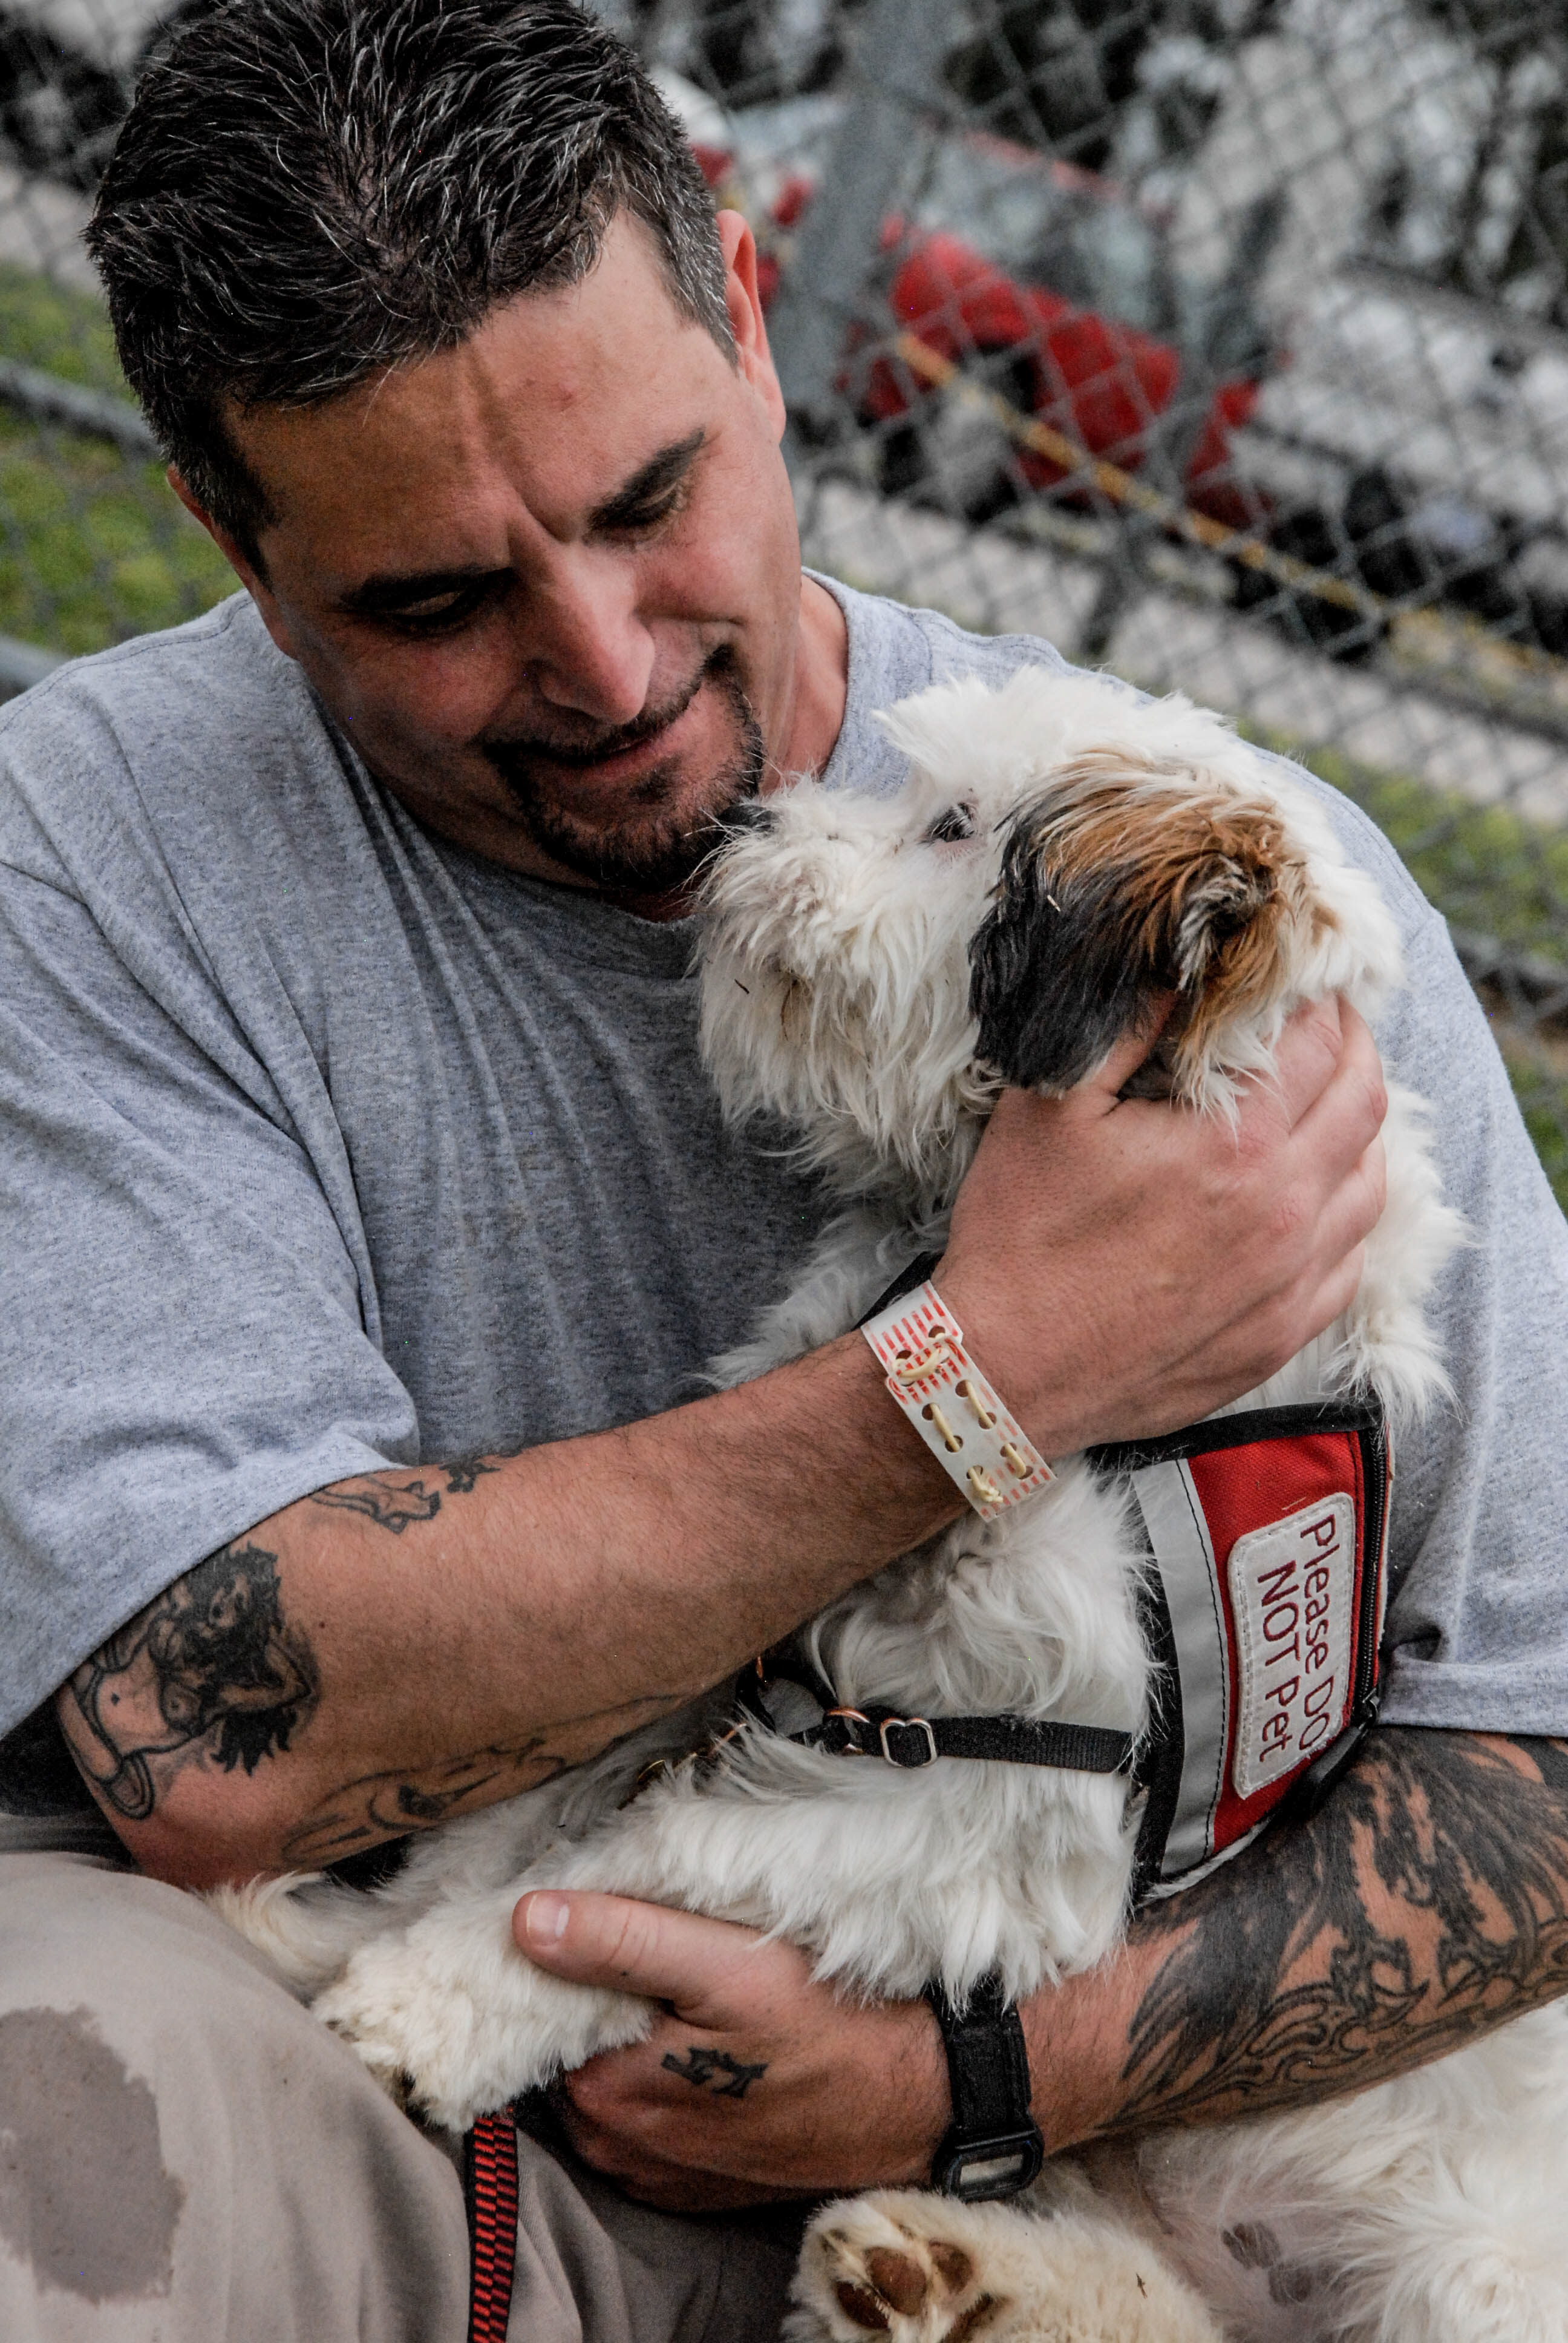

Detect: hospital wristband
[861,1280,1053,1519]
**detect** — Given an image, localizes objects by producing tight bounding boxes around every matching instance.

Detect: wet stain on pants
[0,2005,183,2299]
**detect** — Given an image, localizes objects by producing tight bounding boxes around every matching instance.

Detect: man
[0,1,1564,2336]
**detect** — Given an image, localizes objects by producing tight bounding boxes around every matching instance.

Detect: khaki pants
[0,1817,802,2342]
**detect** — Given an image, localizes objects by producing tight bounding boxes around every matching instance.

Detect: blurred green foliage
[1241,725,1568,1213]
[1281,744,1568,971]
[0,264,123,390]
[0,267,233,657]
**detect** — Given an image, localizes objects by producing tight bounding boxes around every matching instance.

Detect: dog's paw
[311,1930,490,2123]
[310,1900,653,2132]
[789,2195,1007,2343]
[788,2189,1222,2343]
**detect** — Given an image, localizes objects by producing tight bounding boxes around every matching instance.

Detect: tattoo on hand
[662,2046,769,2099]
[308,1457,501,1534]
[61,1542,318,1822]
[1115,1729,1568,2129]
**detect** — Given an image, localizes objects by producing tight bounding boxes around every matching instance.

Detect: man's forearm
[1025,1728,1568,2151]
[57,1331,959,1884]
[54,1002,1390,1887]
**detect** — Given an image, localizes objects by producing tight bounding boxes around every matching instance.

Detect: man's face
[191,212,831,905]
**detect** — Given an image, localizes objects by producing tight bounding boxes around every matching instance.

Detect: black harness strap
[739,1648,1134,1775]
[855,1248,944,1328]
[800,1705,1133,1772]
[1086,1392,1386,1474]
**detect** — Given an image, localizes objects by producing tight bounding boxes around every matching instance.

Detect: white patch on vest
[1227,1495,1356,1803]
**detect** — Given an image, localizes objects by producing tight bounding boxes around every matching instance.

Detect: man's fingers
[1080,997,1177,1106]
[1269,998,1388,1158]
[1314,1137,1386,1293]
[1264,995,1349,1131]
[515,1889,765,2017]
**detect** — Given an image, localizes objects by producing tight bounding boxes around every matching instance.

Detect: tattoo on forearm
[1113,1729,1568,2131]
[309,1478,443,1533]
[662,2046,769,2098]
[307,1457,501,1535]
[61,1542,319,1822]
[280,1739,564,1864]
[444,1457,499,1495]
[282,1696,685,1864]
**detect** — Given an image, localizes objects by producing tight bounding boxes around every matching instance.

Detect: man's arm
[56,1001,1385,1887]
[1067,1728,1568,2137]
[54,1340,959,1886]
[514,1728,1568,2208]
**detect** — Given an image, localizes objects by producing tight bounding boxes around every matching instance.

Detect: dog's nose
[717,794,773,837]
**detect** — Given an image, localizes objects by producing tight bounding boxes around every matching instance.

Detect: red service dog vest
[461,1394,1396,2333]
[1090,1396,1393,1899]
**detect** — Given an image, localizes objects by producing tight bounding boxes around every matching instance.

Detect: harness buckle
[880,1715,938,1768]
[824,1705,872,1755]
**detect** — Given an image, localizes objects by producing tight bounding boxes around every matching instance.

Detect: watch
[924,1972,1045,2200]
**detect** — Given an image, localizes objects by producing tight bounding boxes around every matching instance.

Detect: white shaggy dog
[212,667,1568,2343]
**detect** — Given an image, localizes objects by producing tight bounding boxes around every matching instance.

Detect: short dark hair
[87,0,732,561]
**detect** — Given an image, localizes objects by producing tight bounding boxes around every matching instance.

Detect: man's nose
[519,550,656,728]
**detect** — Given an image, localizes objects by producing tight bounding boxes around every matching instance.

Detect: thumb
[514,1889,763,2019]
[1073,992,1176,1112]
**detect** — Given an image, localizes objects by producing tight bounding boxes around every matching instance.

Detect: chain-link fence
[4,0,1568,1196]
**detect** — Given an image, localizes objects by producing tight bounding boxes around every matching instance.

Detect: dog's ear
[968,749,1316,1097]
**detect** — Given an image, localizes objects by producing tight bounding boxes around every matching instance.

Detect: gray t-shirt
[1,580,1564,1807]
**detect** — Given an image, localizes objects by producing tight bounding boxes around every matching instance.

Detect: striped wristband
[861,1281,1053,1519]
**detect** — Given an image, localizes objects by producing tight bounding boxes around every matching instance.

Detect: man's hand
[941,996,1388,1455]
[515,1734,1568,2212]
[514,1890,944,2210]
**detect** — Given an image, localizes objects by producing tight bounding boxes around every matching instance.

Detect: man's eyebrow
[336,431,707,614]
[589,430,706,532]
[339,564,506,618]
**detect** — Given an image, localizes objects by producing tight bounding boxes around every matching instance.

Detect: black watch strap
[924,1973,1045,2200]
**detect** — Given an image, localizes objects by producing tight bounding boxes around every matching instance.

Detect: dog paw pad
[835,2284,892,2330]
[929,2247,973,2294]
[864,2250,932,2316]
[804,2203,1001,2343]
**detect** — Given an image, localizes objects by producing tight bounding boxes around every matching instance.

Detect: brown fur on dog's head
[969,747,1334,1100]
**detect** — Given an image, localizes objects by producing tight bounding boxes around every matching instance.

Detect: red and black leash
[463,2109,521,2343]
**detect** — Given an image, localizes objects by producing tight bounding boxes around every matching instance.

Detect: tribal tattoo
[279,1738,565,1864]
[281,1696,685,1864]
[1112,1728,1568,2131]
[60,1541,319,1822]
[662,2046,769,2099]
[307,1457,501,1534]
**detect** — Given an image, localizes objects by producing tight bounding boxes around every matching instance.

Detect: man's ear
[716,209,785,439]
[166,466,296,659]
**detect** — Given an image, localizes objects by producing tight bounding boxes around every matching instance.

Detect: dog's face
[697,670,1391,1209]
[697,762,1003,1202]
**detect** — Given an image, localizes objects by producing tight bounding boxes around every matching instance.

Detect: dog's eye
[924,807,975,845]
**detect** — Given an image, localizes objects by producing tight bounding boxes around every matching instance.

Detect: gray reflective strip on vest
[1131,1460,1229,1881]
